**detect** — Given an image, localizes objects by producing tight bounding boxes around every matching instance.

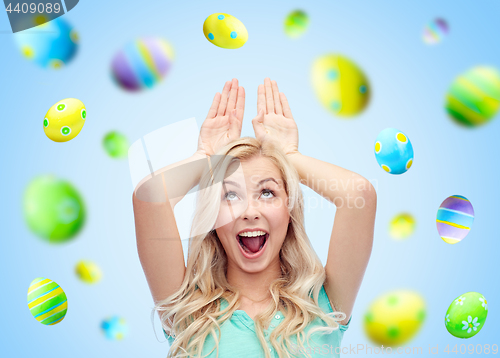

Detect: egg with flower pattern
[445,292,488,338]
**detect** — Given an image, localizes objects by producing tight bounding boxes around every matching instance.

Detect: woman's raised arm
[132,78,245,306]
[252,78,376,326]
[133,151,208,305]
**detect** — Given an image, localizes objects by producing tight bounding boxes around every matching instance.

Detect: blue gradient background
[1,0,499,356]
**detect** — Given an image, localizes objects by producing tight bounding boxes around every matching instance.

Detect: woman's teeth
[238,230,267,237]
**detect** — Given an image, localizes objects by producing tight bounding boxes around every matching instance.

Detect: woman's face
[215,156,291,273]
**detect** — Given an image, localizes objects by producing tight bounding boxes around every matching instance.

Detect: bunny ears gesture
[197,78,299,157]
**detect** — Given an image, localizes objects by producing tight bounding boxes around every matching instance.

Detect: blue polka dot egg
[374,128,414,174]
[203,13,248,49]
[14,15,78,69]
[101,316,128,340]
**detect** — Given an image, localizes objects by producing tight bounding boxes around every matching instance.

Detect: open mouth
[237,233,268,254]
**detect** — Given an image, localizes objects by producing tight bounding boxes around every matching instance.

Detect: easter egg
[284,10,309,39]
[312,54,370,116]
[203,13,248,49]
[364,290,426,347]
[24,175,86,243]
[103,131,129,159]
[101,316,129,340]
[445,292,488,338]
[75,260,102,284]
[436,195,474,244]
[374,128,414,174]
[422,18,449,45]
[27,277,68,325]
[111,37,175,91]
[14,16,78,69]
[445,66,500,127]
[389,213,416,240]
[44,98,86,142]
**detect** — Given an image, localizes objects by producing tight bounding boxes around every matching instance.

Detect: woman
[132,78,376,358]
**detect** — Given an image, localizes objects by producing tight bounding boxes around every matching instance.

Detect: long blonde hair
[153,137,346,358]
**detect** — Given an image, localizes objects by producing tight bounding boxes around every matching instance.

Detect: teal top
[163,285,351,357]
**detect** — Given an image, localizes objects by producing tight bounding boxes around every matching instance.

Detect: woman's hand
[196,78,245,156]
[251,78,299,156]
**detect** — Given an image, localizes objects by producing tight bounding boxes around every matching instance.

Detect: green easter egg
[445,292,488,338]
[24,175,85,243]
[284,10,309,38]
[103,131,129,159]
[445,66,500,127]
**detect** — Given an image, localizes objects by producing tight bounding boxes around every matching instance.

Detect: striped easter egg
[422,18,449,45]
[445,66,500,127]
[27,277,68,325]
[111,37,174,91]
[436,195,474,244]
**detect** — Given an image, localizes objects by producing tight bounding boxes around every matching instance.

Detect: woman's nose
[239,197,261,220]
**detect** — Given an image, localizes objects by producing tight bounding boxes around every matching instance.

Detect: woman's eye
[261,189,275,198]
[224,191,237,201]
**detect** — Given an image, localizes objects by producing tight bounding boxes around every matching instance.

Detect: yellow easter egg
[364,290,426,347]
[389,213,416,240]
[44,98,86,142]
[312,54,370,117]
[203,13,248,49]
[75,260,102,284]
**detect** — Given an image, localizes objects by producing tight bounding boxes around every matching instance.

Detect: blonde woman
[132,78,376,358]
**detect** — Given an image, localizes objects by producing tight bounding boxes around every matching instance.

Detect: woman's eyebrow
[223,177,278,188]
